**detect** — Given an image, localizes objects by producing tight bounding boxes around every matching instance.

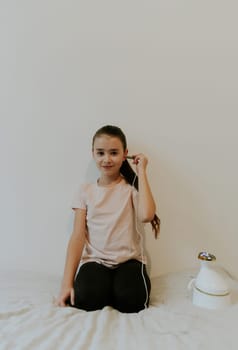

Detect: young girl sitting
[56,125,160,313]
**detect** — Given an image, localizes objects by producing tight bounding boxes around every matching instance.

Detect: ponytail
[120,160,160,239]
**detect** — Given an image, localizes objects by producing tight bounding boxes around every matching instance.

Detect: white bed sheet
[0,269,238,350]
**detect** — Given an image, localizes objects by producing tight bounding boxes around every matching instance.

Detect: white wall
[1,1,237,278]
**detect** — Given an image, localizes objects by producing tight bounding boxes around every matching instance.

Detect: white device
[188,252,231,310]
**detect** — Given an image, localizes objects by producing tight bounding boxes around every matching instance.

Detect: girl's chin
[101,166,114,171]
[101,167,120,175]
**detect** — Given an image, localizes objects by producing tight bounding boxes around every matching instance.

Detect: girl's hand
[55,286,75,307]
[132,153,148,172]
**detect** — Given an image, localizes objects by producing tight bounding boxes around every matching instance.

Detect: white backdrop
[1,1,237,278]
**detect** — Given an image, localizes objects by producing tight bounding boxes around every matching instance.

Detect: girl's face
[92,134,128,178]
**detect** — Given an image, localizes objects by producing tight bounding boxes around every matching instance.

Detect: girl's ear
[92,148,95,159]
[123,149,128,160]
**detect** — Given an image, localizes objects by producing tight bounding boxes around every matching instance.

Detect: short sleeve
[71,184,87,210]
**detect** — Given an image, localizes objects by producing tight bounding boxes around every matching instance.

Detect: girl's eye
[97,151,104,156]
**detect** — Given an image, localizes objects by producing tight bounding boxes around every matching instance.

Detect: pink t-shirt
[72,178,146,267]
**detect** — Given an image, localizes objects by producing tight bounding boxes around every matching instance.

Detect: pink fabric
[72,178,146,267]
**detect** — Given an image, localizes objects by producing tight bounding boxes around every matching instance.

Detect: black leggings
[73,259,151,313]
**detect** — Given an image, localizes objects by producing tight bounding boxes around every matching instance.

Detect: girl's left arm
[133,153,156,222]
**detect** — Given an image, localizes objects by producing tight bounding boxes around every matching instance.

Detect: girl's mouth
[102,166,113,169]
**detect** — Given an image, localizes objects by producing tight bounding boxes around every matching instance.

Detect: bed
[0,268,237,350]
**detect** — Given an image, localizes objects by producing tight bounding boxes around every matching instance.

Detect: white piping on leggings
[132,174,149,310]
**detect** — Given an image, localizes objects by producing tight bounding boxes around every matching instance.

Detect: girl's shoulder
[121,177,136,190]
[119,178,138,197]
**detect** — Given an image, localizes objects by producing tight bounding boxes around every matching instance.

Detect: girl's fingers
[133,153,148,166]
[55,299,62,306]
[132,154,141,164]
[55,291,72,307]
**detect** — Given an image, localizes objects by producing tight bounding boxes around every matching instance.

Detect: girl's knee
[74,286,111,311]
[73,262,113,311]
[113,295,148,313]
[113,287,149,313]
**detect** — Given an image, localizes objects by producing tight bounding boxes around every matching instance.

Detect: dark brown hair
[92,125,160,238]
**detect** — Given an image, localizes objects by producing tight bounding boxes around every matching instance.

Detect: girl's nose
[104,154,111,162]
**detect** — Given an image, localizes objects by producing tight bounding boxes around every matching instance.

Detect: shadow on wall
[149,151,226,276]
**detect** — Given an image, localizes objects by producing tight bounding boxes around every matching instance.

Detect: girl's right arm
[56,208,86,306]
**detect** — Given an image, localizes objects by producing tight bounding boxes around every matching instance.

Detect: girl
[56,125,160,313]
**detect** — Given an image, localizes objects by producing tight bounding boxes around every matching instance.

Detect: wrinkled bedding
[0,269,238,350]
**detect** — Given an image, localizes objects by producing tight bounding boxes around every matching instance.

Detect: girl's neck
[97,174,122,187]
